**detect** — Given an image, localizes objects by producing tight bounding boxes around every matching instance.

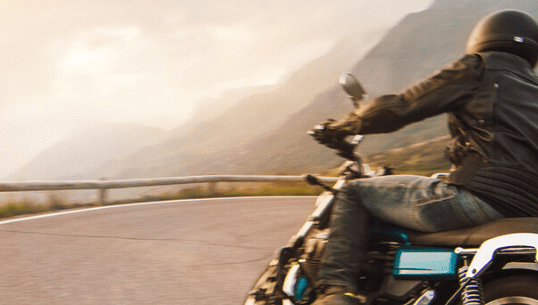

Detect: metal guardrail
[0,175,339,205]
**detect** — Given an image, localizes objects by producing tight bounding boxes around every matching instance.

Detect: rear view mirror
[339,73,367,107]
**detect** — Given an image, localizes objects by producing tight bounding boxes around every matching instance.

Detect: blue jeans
[317,175,504,290]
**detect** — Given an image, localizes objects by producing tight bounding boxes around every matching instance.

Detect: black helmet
[466,10,538,67]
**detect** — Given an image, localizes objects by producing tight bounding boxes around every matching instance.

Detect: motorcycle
[244,73,538,305]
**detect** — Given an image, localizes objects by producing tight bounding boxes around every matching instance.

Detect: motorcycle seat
[407,217,538,247]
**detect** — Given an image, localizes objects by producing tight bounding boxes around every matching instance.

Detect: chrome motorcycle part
[503,262,538,272]
[456,246,537,257]
[283,263,301,298]
[455,247,479,256]
[339,72,367,107]
[315,191,334,208]
[466,233,538,278]
[338,160,365,179]
[459,265,484,305]
[413,290,436,305]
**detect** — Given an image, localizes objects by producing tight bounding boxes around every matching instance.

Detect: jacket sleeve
[328,54,485,135]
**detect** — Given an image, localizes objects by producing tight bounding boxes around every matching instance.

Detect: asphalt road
[0,196,315,305]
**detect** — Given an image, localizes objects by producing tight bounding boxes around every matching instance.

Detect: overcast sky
[0,0,434,177]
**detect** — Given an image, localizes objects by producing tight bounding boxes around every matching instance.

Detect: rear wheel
[483,275,538,305]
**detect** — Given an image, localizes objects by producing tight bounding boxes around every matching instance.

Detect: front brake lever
[307,124,325,137]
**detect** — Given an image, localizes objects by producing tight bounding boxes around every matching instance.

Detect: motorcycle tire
[483,274,538,305]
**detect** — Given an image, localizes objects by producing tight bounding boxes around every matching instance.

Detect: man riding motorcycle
[311,10,538,305]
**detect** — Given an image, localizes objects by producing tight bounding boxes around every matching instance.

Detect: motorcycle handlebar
[308,129,363,162]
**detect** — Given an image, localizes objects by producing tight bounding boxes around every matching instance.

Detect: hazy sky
[0,0,434,177]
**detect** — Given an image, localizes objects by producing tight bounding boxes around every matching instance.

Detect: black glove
[311,119,349,148]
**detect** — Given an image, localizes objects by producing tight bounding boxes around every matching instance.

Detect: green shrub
[0,202,48,218]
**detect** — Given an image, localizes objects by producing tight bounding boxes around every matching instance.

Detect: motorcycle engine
[298,227,395,292]
[299,228,330,284]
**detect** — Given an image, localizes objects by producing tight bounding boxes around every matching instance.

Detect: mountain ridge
[10,123,165,180]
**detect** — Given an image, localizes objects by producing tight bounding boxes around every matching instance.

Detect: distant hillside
[192,85,275,122]
[365,135,452,177]
[168,84,277,138]
[11,124,164,180]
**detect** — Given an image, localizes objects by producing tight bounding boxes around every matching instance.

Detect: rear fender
[463,233,538,278]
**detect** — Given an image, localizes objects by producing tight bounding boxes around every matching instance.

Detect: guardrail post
[208,182,217,196]
[99,178,107,205]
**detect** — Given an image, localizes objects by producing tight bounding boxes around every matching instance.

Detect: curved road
[0,196,315,304]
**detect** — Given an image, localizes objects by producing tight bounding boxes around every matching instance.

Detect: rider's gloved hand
[311,119,349,148]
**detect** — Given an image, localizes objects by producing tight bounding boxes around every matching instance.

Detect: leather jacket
[329,51,538,216]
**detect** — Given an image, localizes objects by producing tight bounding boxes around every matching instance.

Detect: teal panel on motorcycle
[392,247,458,280]
[295,277,309,301]
[371,220,411,245]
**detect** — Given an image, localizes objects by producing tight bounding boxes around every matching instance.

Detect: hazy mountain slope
[192,85,275,122]
[167,84,276,138]
[100,32,384,178]
[11,124,165,180]
[183,0,538,175]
